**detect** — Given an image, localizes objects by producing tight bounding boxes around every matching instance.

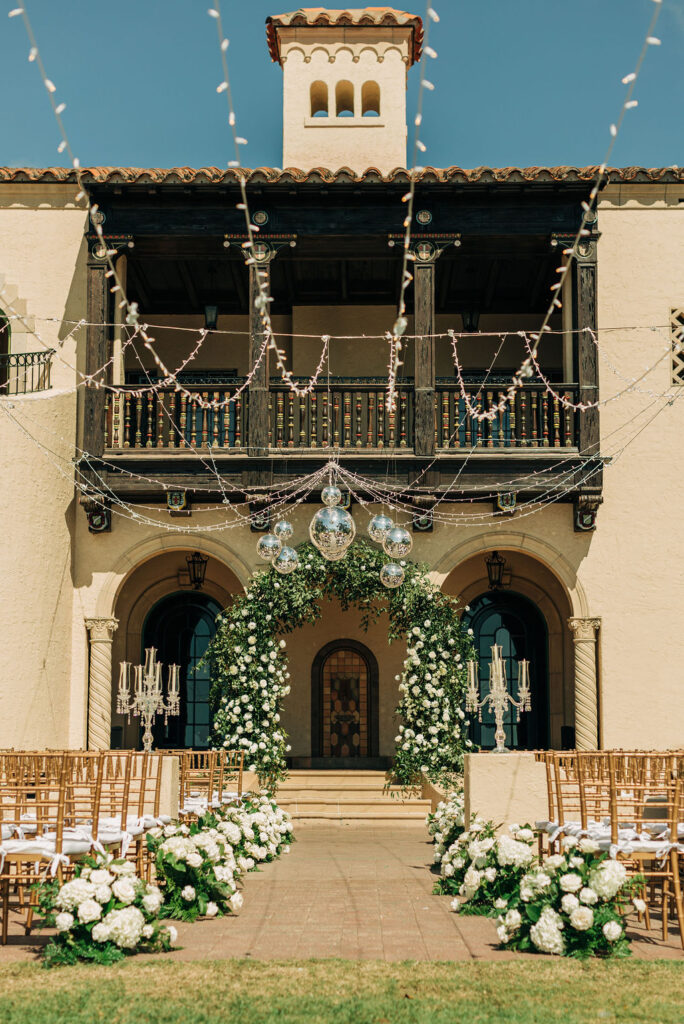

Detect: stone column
[568,617,601,750]
[85,617,118,750]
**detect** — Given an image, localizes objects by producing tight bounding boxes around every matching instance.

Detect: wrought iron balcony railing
[0,350,54,395]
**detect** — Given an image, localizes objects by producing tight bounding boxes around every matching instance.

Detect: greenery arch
[206,539,476,789]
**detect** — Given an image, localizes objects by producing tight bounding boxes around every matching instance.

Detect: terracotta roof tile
[0,165,682,186]
[266,8,423,65]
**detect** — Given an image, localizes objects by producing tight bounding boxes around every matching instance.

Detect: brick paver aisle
[1,822,680,962]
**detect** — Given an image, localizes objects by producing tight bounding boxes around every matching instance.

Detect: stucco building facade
[1,8,683,760]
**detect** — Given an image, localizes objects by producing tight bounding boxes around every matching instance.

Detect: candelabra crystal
[465,645,531,754]
[117,647,180,753]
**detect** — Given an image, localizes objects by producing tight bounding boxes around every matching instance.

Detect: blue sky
[2,0,682,170]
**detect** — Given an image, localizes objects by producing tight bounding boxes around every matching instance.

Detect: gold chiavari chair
[178,751,218,821]
[221,749,245,803]
[604,752,684,948]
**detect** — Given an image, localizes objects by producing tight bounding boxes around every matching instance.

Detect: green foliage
[205,540,476,789]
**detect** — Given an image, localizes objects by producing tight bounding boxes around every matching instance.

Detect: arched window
[335,80,355,117]
[311,639,379,760]
[361,80,381,116]
[0,309,9,393]
[310,80,328,117]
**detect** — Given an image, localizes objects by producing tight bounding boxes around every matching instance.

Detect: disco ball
[383,525,413,559]
[320,547,348,562]
[380,562,405,589]
[309,506,356,556]
[273,520,293,542]
[256,533,282,562]
[273,546,299,575]
[368,513,393,544]
[321,484,342,507]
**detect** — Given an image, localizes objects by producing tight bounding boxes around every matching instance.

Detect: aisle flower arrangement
[148,792,293,921]
[436,819,536,914]
[147,821,243,922]
[38,855,176,967]
[495,838,640,958]
[426,790,465,868]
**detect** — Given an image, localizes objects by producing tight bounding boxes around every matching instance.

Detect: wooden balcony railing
[268,381,414,450]
[435,383,579,449]
[0,350,54,395]
[103,380,579,453]
[105,386,248,450]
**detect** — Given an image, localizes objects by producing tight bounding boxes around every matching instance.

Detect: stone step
[279,799,431,815]
[279,788,406,801]
[279,778,396,792]
[287,808,429,821]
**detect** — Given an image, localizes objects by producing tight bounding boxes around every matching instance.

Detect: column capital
[568,617,601,642]
[85,617,119,642]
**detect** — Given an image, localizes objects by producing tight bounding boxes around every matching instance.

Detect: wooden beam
[413,260,436,457]
[248,262,271,458]
[83,259,108,458]
[574,251,601,482]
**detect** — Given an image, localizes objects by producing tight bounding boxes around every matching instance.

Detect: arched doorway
[462,591,548,750]
[311,639,379,767]
[142,592,221,750]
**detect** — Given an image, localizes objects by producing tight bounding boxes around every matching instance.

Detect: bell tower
[266,8,423,173]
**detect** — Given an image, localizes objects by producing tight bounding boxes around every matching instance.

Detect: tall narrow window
[671,308,684,385]
[310,80,328,117]
[335,80,354,117]
[361,81,380,116]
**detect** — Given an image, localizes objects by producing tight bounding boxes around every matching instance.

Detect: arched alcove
[110,548,242,748]
[361,80,380,116]
[335,80,355,117]
[442,548,576,749]
[310,79,328,116]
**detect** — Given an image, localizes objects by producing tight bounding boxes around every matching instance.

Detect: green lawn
[0,959,682,1024]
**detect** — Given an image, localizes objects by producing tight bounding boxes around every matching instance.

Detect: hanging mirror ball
[273,520,293,542]
[273,546,299,575]
[383,525,413,559]
[256,533,282,562]
[368,513,394,544]
[321,484,342,507]
[380,562,405,589]
[309,506,356,555]
[320,547,347,562]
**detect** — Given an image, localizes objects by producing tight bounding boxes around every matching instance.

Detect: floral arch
[205,539,476,789]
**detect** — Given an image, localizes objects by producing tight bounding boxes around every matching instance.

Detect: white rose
[206,902,219,918]
[55,912,74,933]
[142,891,163,915]
[167,925,178,944]
[90,869,114,886]
[602,920,622,942]
[559,873,583,893]
[633,897,647,914]
[229,891,244,912]
[94,885,112,904]
[569,906,594,931]
[112,879,137,905]
[77,899,102,924]
[142,924,154,939]
[561,893,579,914]
[505,909,521,930]
[579,887,598,906]
[181,885,196,902]
[186,853,203,868]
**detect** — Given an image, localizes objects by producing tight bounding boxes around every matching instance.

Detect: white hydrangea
[111,879,137,905]
[504,909,521,931]
[101,906,145,949]
[561,893,580,914]
[529,907,565,955]
[56,878,96,911]
[181,885,196,902]
[142,890,163,916]
[579,887,598,906]
[54,912,74,933]
[496,835,534,869]
[91,922,110,943]
[559,873,583,893]
[588,861,628,901]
